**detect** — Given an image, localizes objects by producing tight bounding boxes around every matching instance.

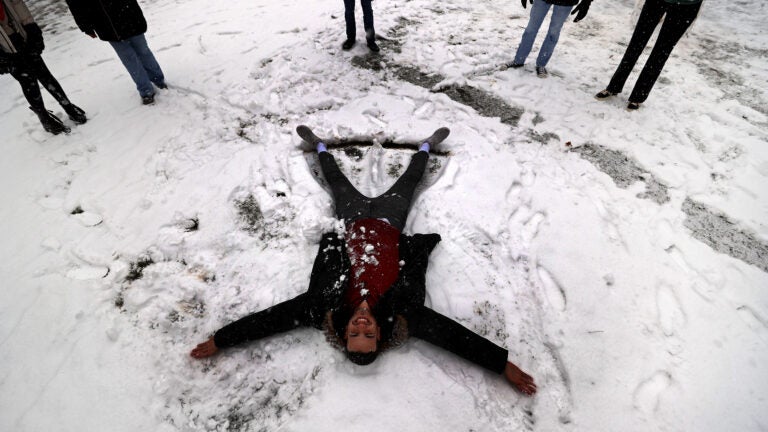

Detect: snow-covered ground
[1,0,767,431]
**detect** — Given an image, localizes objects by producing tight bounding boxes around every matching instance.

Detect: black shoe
[535,66,548,78]
[63,104,87,124]
[142,94,156,105]
[296,125,326,151]
[506,62,524,69]
[30,107,70,135]
[154,82,168,89]
[342,39,355,50]
[626,101,642,111]
[366,38,380,52]
[594,89,617,100]
[420,127,450,149]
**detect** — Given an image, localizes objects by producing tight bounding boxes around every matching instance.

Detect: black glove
[9,32,26,52]
[521,0,532,9]
[571,0,591,22]
[23,23,45,54]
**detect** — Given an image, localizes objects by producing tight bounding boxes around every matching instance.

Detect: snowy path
[1,0,767,431]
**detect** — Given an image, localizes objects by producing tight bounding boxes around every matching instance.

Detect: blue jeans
[513,0,573,67]
[108,34,165,97]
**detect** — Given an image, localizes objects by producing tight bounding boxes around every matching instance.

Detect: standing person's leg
[24,55,70,105]
[361,0,374,38]
[10,63,46,111]
[127,34,165,87]
[109,39,155,98]
[318,152,371,222]
[360,0,378,51]
[371,151,429,231]
[343,0,357,43]
[627,2,700,104]
[25,54,87,124]
[11,61,70,134]
[535,4,573,67]
[605,0,666,94]
[512,0,551,66]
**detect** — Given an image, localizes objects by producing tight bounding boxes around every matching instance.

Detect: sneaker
[296,125,326,151]
[63,104,87,124]
[420,127,450,149]
[142,94,156,105]
[342,39,355,50]
[30,107,70,135]
[626,101,642,111]
[506,62,524,69]
[595,89,617,100]
[535,66,548,78]
[366,38,380,52]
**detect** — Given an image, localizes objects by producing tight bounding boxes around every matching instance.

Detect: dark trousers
[606,0,700,103]
[344,0,374,40]
[10,54,70,111]
[319,151,428,231]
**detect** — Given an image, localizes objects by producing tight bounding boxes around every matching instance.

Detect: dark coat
[1,0,43,74]
[213,231,509,374]
[65,0,147,41]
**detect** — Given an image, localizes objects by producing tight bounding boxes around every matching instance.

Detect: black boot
[30,107,70,135]
[63,104,87,125]
[366,37,380,52]
[342,39,356,50]
[296,125,326,151]
[365,29,379,52]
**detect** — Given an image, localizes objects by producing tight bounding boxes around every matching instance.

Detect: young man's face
[345,302,380,353]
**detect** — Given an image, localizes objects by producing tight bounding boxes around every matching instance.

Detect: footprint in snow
[71,211,103,227]
[633,370,672,414]
[66,266,109,280]
[656,284,686,337]
[537,265,566,312]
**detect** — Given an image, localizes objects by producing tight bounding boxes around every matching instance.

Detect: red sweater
[343,219,401,309]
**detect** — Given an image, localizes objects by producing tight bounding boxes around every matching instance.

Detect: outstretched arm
[190,293,310,359]
[409,306,536,395]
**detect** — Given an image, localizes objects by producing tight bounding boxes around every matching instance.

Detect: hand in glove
[22,23,45,54]
[571,0,591,22]
[9,32,26,52]
[521,0,532,9]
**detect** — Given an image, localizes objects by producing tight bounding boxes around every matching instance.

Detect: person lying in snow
[190,126,537,396]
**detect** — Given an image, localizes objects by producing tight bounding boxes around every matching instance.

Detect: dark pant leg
[370,151,429,231]
[606,0,667,94]
[628,2,700,103]
[25,55,71,106]
[344,0,356,40]
[10,62,46,111]
[360,0,374,37]
[318,152,370,222]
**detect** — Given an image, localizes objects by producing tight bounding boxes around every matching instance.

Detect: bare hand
[504,361,537,396]
[190,337,219,359]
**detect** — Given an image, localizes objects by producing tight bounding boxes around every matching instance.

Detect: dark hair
[346,350,380,366]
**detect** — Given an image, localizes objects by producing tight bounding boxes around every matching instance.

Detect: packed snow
[1,0,767,431]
